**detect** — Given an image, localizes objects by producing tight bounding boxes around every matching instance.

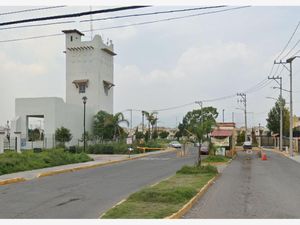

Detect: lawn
[101,165,218,219]
[0,149,92,176]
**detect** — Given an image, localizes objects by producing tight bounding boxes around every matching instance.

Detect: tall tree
[144,111,158,139]
[266,97,290,136]
[182,107,218,166]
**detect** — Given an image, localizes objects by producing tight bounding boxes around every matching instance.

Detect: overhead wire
[0,5,67,16]
[0,21,75,31]
[0,6,250,43]
[80,5,227,23]
[0,5,150,26]
[275,21,300,61]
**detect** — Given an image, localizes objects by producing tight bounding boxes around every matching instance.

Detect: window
[70,36,73,42]
[79,83,86,93]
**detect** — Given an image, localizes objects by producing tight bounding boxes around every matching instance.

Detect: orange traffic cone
[261,152,267,160]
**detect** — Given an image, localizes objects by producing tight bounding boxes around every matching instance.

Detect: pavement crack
[56,198,81,207]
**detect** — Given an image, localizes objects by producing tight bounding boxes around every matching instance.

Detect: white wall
[13,97,95,147]
[65,31,115,115]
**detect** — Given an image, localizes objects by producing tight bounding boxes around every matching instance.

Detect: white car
[169,141,182,149]
[243,141,252,150]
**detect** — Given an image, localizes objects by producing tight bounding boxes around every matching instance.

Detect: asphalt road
[184,150,300,219]
[0,147,199,218]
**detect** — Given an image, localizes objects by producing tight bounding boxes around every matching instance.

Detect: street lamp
[82,96,87,152]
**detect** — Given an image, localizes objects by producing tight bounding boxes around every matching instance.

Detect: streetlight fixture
[82,96,87,152]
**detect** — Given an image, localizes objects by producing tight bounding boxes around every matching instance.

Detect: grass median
[202,155,230,163]
[0,149,92,176]
[101,165,218,219]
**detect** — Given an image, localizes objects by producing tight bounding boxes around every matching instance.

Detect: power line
[281,38,300,60]
[89,6,251,32]
[0,5,66,16]
[0,6,250,43]
[0,21,75,31]
[80,5,227,23]
[0,5,150,27]
[275,21,300,61]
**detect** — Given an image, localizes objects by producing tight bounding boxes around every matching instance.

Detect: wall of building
[65,32,114,115]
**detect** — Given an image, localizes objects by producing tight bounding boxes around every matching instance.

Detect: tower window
[70,36,73,42]
[79,84,86,93]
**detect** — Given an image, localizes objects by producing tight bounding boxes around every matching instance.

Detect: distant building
[10,29,116,148]
[211,122,236,151]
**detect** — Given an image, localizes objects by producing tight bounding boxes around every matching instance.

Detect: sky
[0,2,300,129]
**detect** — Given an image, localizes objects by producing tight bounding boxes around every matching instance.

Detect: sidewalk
[0,148,176,185]
[263,147,300,163]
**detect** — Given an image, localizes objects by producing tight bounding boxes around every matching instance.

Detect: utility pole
[237,93,247,142]
[274,56,300,157]
[142,111,145,133]
[195,101,203,166]
[232,112,235,123]
[268,76,283,151]
[222,109,225,123]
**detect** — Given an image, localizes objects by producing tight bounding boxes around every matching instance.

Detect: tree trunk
[197,144,202,167]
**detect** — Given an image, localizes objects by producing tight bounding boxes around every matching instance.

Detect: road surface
[0,147,198,218]
[184,150,300,219]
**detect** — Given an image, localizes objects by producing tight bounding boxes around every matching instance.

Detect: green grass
[101,165,217,219]
[0,149,92,175]
[202,155,230,163]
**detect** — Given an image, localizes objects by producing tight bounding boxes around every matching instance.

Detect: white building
[10,29,116,148]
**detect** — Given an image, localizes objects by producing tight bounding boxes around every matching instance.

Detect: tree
[266,97,290,137]
[93,111,129,141]
[55,127,72,147]
[28,128,40,141]
[152,130,158,139]
[93,110,113,140]
[159,131,169,139]
[237,130,245,145]
[135,127,144,140]
[182,107,218,166]
[144,111,158,140]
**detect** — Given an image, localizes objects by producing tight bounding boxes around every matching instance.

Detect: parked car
[243,141,252,150]
[194,142,209,155]
[169,141,181,149]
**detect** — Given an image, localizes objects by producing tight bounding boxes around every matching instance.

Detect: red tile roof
[217,122,236,128]
[211,129,233,137]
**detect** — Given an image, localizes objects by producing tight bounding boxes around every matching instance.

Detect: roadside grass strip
[101,165,218,219]
[0,149,92,176]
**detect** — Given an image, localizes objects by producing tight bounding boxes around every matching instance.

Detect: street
[184,150,300,219]
[0,147,198,218]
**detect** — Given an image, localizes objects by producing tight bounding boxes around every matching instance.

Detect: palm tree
[144,111,158,139]
[107,112,129,141]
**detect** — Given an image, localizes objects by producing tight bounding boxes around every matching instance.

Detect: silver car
[169,141,181,148]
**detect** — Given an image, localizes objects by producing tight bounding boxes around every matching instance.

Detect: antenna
[89,6,93,40]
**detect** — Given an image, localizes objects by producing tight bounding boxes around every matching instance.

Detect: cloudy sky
[0,2,300,129]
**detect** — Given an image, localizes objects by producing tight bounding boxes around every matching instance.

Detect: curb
[0,177,27,186]
[35,148,177,178]
[166,173,220,219]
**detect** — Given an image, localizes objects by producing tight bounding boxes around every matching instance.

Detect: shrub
[0,149,92,175]
[176,165,218,175]
[203,155,229,163]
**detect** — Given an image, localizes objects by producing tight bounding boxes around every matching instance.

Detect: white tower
[63,29,116,114]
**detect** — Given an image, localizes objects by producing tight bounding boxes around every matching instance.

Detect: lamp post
[82,96,87,152]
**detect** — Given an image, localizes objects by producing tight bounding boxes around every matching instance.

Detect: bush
[128,186,197,204]
[0,149,92,175]
[176,165,218,175]
[87,143,129,154]
[203,155,230,163]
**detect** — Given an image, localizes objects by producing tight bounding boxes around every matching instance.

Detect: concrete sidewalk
[0,148,176,184]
